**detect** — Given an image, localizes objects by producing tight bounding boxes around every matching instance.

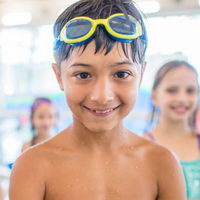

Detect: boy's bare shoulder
[130,133,180,172]
[131,134,186,198]
[12,130,69,177]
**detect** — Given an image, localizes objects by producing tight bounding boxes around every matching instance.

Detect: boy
[10,0,186,199]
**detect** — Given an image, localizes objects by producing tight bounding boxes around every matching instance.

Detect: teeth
[95,109,113,114]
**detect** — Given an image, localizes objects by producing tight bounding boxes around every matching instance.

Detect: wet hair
[31,97,55,145]
[53,0,148,72]
[147,60,199,132]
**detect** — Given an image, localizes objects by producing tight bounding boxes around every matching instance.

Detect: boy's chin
[83,122,119,133]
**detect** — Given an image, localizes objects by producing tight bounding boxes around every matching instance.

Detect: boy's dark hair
[53,0,148,72]
[147,60,199,132]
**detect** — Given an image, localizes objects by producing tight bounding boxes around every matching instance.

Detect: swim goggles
[53,13,145,51]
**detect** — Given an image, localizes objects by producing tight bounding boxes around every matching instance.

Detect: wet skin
[9,42,186,200]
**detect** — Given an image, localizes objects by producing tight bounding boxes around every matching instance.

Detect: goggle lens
[109,15,137,35]
[66,19,92,39]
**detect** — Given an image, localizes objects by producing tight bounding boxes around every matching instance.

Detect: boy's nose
[90,78,115,104]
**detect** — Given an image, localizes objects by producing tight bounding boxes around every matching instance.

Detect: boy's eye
[115,71,129,78]
[75,72,91,79]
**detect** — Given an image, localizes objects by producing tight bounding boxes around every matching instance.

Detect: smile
[171,105,190,114]
[84,105,121,116]
[93,108,114,114]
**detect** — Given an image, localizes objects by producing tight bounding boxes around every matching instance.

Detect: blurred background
[0,0,200,198]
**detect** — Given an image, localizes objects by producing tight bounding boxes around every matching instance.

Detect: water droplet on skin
[76,179,78,182]
[131,147,134,150]
[101,137,103,140]
[117,190,119,193]
[135,166,138,170]
[48,161,51,164]
[105,161,108,164]
[82,142,85,145]
[169,194,172,196]
[111,191,113,194]
[172,174,175,177]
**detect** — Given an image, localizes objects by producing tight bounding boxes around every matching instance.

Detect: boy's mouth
[83,105,121,114]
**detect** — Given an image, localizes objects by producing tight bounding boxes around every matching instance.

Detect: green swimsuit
[181,155,200,198]
[147,133,200,199]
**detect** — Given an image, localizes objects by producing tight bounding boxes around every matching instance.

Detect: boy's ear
[138,61,146,90]
[52,63,64,91]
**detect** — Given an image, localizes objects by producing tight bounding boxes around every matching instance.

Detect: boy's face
[53,41,145,132]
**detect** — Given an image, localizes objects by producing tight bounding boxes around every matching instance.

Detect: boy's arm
[157,149,186,200]
[9,149,46,200]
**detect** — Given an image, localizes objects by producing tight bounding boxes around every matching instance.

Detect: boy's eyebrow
[110,61,134,67]
[70,63,93,68]
[70,61,134,68]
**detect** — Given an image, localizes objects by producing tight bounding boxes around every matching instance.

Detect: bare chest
[44,155,158,200]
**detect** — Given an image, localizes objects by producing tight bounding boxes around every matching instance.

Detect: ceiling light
[136,1,160,13]
[2,12,32,26]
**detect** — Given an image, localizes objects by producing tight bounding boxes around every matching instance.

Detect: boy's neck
[153,117,192,137]
[67,120,129,153]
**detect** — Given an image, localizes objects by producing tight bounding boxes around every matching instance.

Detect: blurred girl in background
[22,98,57,152]
[143,60,200,199]
[0,182,4,200]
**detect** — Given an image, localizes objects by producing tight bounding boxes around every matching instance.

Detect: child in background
[21,98,57,152]
[143,60,200,199]
[10,1,186,199]
[0,183,4,200]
